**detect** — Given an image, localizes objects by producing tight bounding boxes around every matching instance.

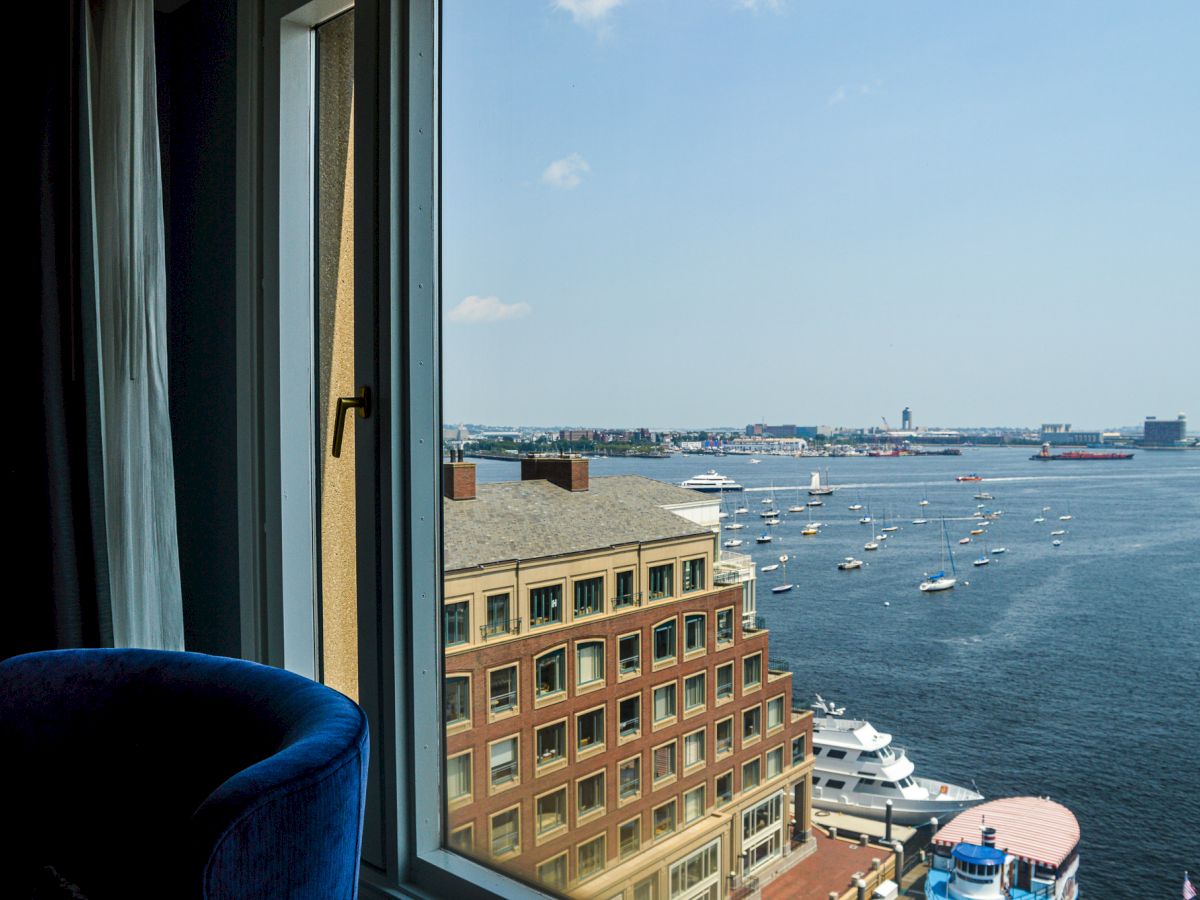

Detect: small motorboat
[956,475,983,482]
[875,533,888,541]
[761,563,779,573]
[859,516,873,525]
[788,505,806,513]
[958,537,971,544]
[725,522,745,530]
[764,518,781,525]
[735,506,749,514]
[761,497,773,504]
[1059,514,1073,521]
[1033,516,1046,523]
[838,557,864,570]
[881,525,899,533]
[974,492,994,501]
[848,503,864,511]
[771,583,794,593]
[864,540,879,551]
[912,518,928,525]
[1052,539,1063,547]
[918,499,929,507]
[991,547,1007,555]
[807,498,824,507]
[970,528,984,535]
[1042,506,1052,511]
[723,539,743,548]
[1050,529,1066,536]
[801,527,819,536]
[756,533,773,544]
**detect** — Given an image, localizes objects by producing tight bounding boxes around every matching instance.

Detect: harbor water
[473,446,1200,897]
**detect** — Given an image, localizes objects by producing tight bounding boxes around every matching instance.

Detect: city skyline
[442,1,1199,429]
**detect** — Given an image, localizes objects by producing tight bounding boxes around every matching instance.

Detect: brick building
[441,455,814,898]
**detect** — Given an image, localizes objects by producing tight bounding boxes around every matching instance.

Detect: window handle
[332,386,371,458]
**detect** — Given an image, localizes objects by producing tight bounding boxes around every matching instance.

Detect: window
[743,706,762,742]
[490,737,518,786]
[537,721,566,765]
[742,758,761,790]
[449,825,473,853]
[614,569,636,607]
[578,834,606,881]
[653,741,677,782]
[684,613,706,652]
[619,817,641,858]
[792,734,807,765]
[619,694,641,737]
[447,751,471,802]
[618,633,641,675]
[682,557,705,593]
[578,771,605,817]
[538,854,568,889]
[653,800,677,838]
[743,653,762,690]
[619,756,641,798]
[483,593,511,638]
[716,608,734,643]
[537,787,567,835]
[684,728,705,767]
[716,717,733,754]
[653,683,676,722]
[530,584,562,627]
[635,877,657,900]
[648,563,673,600]
[577,640,605,685]
[491,807,520,857]
[535,648,565,698]
[684,672,705,711]
[716,662,733,700]
[653,620,676,663]
[683,785,705,823]
[489,665,517,714]
[766,746,783,778]
[670,838,720,899]
[742,793,785,872]
[825,748,847,760]
[766,696,783,730]
[715,771,733,805]
[574,576,604,617]
[578,707,605,751]
[826,779,846,789]
[445,675,470,726]
[444,601,469,646]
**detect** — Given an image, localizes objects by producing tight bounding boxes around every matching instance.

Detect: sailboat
[919,519,958,591]
[918,485,930,507]
[881,507,899,533]
[864,508,880,551]
[848,500,864,511]
[771,554,794,593]
[972,542,990,566]
[808,470,834,497]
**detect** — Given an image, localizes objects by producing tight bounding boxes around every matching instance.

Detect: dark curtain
[5,1,112,661]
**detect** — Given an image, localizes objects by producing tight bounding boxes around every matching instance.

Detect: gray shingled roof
[443,475,713,572]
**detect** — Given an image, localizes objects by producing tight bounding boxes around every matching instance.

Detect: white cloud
[554,0,625,26]
[541,153,592,190]
[734,0,785,12]
[828,80,883,106]
[446,295,532,325]
[827,86,847,106]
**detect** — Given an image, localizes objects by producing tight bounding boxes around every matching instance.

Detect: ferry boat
[680,470,743,492]
[1031,441,1133,461]
[926,797,1080,900]
[810,697,983,825]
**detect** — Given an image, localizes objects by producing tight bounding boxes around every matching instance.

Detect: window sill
[651,716,677,732]
[577,743,606,762]
[683,705,706,720]
[488,706,519,725]
[653,774,677,790]
[618,729,640,746]
[651,658,676,673]
[534,692,567,710]
[446,720,472,736]
[536,757,568,778]
[618,790,641,807]
[535,824,568,847]
[576,680,605,697]
[575,807,606,827]
[488,777,520,797]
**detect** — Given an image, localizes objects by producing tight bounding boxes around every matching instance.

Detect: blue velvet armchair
[0,649,369,900]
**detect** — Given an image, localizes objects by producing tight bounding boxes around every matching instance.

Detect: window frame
[575,768,607,822]
[576,703,607,756]
[535,718,568,771]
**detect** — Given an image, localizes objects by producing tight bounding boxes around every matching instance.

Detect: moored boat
[680,470,743,492]
[837,557,863,570]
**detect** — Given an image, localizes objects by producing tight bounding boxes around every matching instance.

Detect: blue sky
[442,1,1198,430]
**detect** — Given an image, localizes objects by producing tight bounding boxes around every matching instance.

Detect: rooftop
[443,475,713,572]
[932,797,1080,868]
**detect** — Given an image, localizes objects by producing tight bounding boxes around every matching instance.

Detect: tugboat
[1031,441,1133,461]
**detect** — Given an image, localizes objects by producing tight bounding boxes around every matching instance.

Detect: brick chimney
[521,453,589,492]
[443,448,476,500]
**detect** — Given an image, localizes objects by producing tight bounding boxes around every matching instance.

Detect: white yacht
[810,697,983,825]
[680,470,743,492]
[723,538,743,548]
[848,503,864,511]
[837,557,863,570]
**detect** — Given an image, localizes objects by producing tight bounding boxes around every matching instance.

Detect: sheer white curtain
[88,0,184,650]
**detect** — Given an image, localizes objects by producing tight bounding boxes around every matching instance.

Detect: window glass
[444,601,469,646]
[619,756,641,798]
[619,818,641,858]
[683,614,705,652]
[684,672,705,711]
[491,808,519,856]
[743,758,761,790]
[578,771,605,815]
[743,654,762,689]
[716,772,733,805]
[538,855,567,889]
[447,752,471,801]
[619,695,641,737]
[743,706,761,741]
[578,707,605,750]
[682,558,705,593]
[716,717,733,754]
[766,746,783,778]
[618,633,640,674]
[653,742,677,782]
[537,788,567,834]
[792,734,807,765]
[574,576,604,617]
[684,729,705,767]
[483,593,511,638]
[530,584,562,627]
[653,801,676,839]
[577,641,605,685]
[535,649,565,697]
[653,620,676,662]
[653,683,676,721]
[490,737,518,785]
[537,721,565,765]
[615,570,636,607]
[767,696,783,729]
[716,609,733,643]
[683,785,705,823]
[489,665,517,713]
[578,834,606,881]
[445,676,470,725]
[670,838,720,897]
[648,564,673,600]
[716,663,733,699]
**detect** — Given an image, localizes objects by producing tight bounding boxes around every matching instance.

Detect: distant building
[901,407,912,430]
[795,426,833,439]
[763,424,797,439]
[1040,424,1102,446]
[1143,414,1186,446]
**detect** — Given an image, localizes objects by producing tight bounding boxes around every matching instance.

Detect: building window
[683,613,706,653]
[536,787,567,834]
[574,576,604,618]
[653,683,677,722]
[447,751,472,802]
[716,608,734,643]
[683,785,706,824]
[578,834,606,882]
[715,771,733,805]
[684,672,706,711]
[445,675,470,726]
[648,563,673,600]
[449,824,473,853]
[684,728,705,768]
[619,695,641,738]
[530,584,562,627]
[653,800,677,839]
[653,620,676,663]
[682,558,705,593]
[653,741,677,783]
[716,717,733,755]
[578,707,605,751]
[742,758,761,791]
[490,737,518,786]
[792,734,807,765]
[444,601,470,646]
[766,746,783,779]
[483,593,512,638]
[619,817,641,858]
[619,756,641,798]
[742,793,785,872]
[534,722,566,767]
[537,854,568,890]
[614,569,636,608]
[716,662,734,700]
[743,706,762,742]
[618,632,641,675]
[578,771,605,817]
[743,653,762,690]
[670,838,720,898]
[489,665,517,714]
[766,696,783,730]
[490,807,520,857]
[535,648,566,698]
[577,640,605,685]
[634,877,656,900]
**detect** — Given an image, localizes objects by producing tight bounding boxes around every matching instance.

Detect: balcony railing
[619,776,640,799]
[619,653,640,674]
[480,616,521,640]
[612,591,642,609]
[491,761,518,784]
[647,589,671,602]
[768,657,791,674]
[489,689,517,713]
[745,615,767,632]
[619,717,640,737]
[717,735,733,754]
